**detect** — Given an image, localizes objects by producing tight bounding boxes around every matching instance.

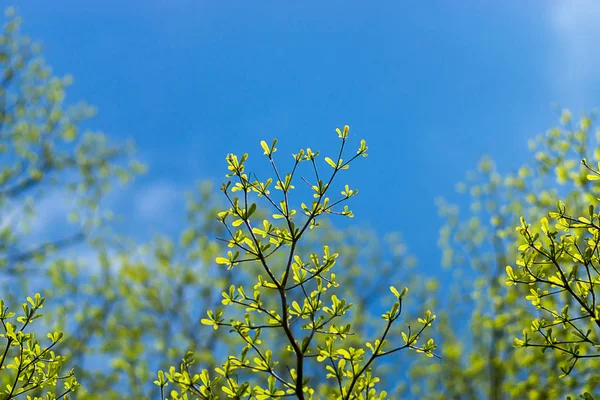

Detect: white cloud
[549,1,600,107]
[68,244,146,276]
[0,202,20,232]
[0,190,77,241]
[134,182,182,221]
[29,191,75,235]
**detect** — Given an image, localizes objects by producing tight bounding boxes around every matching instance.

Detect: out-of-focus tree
[0,7,143,272]
[410,111,599,399]
[0,9,437,398]
[7,4,600,399]
[0,7,144,398]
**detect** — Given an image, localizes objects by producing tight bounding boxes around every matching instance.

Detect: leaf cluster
[157,128,436,399]
[0,294,78,399]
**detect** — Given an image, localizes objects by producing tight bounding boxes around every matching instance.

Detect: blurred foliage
[0,7,144,398]
[2,5,600,400]
[0,7,144,272]
[409,110,600,399]
[0,9,435,398]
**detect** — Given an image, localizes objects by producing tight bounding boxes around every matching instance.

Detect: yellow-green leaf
[260,140,270,155]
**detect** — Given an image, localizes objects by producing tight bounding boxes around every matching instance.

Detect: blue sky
[12,0,600,275]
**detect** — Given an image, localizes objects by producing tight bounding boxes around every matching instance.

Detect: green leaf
[548,275,563,286]
[505,265,517,286]
[389,285,408,299]
[181,229,195,246]
[260,140,270,155]
[216,257,230,265]
[324,157,337,169]
[248,203,257,218]
[232,219,245,227]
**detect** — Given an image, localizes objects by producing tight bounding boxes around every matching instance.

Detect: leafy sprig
[0,294,79,399]
[157,126,437,399]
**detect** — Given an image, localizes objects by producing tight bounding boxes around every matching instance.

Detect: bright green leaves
[272,200,296,220]
[418,338,437,358]
[289,248,338,292]
[582,157,600,181]
[310,180,329,198]
[215,250,240,270]
[215,130,366,275]
[161,127,434,399]
[341,184,358,198]
[547,274,564,286]
[358,139,368,157]
[200,310,224,330]
[336,125,350,139]
[253,177,273,197]
[252,219,275,238]
[260,138,278,156]
[510,189,600,376]
[254,375,288,399]
[418,310,436,327]
[0,294,79,399]
[322,295,352,318]
[314,288,437,397]
[416,111,600,399]
[156,354,222,399]
[401,331,419,346]
[274,173,295,191]
[325,157,350,170]
[231,217,245,227]
[292,148,306,162]
[325,157,337,169]
[153,369,168,390]
[389,286,408,299]
[505,265,517,286]
[304,147,319,161]
[225,153,248,177]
